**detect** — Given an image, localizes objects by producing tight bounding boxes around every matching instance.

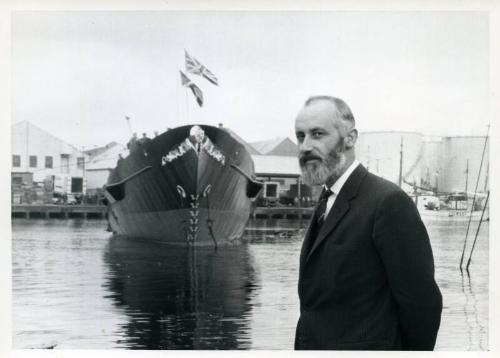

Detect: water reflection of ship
[103,237,257,349]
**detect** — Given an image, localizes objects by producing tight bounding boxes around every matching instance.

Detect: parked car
[51,193,82,205]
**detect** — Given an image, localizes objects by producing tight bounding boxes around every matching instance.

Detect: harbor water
[12,216,488,350]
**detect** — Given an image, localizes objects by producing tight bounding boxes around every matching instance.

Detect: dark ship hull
[104,125,262,245]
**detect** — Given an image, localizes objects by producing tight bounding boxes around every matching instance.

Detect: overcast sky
[11,11,490,148]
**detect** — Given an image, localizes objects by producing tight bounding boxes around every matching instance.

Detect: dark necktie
[316,188,333,229]
[305,188,333,255]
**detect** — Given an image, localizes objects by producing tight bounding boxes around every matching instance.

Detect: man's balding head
[304,95,355,135]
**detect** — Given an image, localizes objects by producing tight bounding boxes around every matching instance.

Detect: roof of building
[249,137,299,156]
[12,120,83,154]
[85,142,120,159]
[251,155,301,176]
[250,138,285,154]
[86,142,127,171]
[222,127,261,155]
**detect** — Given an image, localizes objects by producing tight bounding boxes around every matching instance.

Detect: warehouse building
[11,121,88,202]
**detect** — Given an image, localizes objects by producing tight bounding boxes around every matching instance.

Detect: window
[12,177,22,185]
[77,157,84,170]
[264,182,279,198]
[71,177,83,193]
[12,155,21,167]
[60,154,69,174]
[45,156,53,168]
[29,155,37,168]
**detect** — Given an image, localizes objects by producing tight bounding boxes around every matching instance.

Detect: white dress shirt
[323,160,360,218]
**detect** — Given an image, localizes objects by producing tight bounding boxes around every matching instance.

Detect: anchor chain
[187,194,200,243]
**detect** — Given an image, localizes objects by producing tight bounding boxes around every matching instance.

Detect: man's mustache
[299,153,323,165]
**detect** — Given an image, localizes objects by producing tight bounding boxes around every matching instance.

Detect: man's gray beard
[300,150,347,186]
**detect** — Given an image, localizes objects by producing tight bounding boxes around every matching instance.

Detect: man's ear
[344,128,358,149]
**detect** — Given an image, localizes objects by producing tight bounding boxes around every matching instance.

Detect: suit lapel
[304,164,368,264]
[299,205,320,268]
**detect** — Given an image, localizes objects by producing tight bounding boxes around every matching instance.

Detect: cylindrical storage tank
[419,139,442,191]
[355,131,424,189]
[438,136,489,194]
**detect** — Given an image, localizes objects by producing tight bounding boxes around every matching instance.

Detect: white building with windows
[11,121,88,193]
[249,138,313,204]
[251,155,301,197]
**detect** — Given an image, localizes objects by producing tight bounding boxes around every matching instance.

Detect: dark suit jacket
[295,164,442,350]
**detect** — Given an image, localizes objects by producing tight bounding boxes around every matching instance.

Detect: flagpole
[125,116,133,134]
[182,51,186,124]
[176,70,179,127]
[185,87,190,122]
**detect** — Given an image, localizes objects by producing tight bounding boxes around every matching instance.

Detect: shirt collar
[324,160,360,195]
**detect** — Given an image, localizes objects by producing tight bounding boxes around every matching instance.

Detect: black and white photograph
[2,1,498,354]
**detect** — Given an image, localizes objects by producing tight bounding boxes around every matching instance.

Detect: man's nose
[299,135,314,153]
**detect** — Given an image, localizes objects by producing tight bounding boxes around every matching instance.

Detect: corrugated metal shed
[251,155,301,176]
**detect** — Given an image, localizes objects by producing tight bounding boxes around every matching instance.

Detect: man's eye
[296,133,305,142]
[312,132,323,138]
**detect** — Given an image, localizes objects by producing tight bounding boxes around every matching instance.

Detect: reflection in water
[11,218,488,350]
[103,237,256,349]
[461,272,473,351]
[461,272,487,351]
[427,220,488,350]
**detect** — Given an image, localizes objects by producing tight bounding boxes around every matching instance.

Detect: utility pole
[434,170,439,196]
[464,159,469,202]
[366,145,370,171]
[81,146,86,198]
[398,136,403,187]
[81,146,86,178]
[26,121,29,172]
[297,177,301,209]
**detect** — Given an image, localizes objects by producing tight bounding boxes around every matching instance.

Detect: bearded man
[294,96,442,351]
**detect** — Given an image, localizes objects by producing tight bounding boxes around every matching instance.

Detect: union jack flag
[185,50,219,86]
[180,70,204,107]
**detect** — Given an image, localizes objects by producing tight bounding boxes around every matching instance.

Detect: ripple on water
[12,218,488,350]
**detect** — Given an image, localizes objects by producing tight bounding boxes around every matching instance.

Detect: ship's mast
[483,161,489,192]
[459,125,490,271]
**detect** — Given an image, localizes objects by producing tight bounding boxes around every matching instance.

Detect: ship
[103,124,263,246]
